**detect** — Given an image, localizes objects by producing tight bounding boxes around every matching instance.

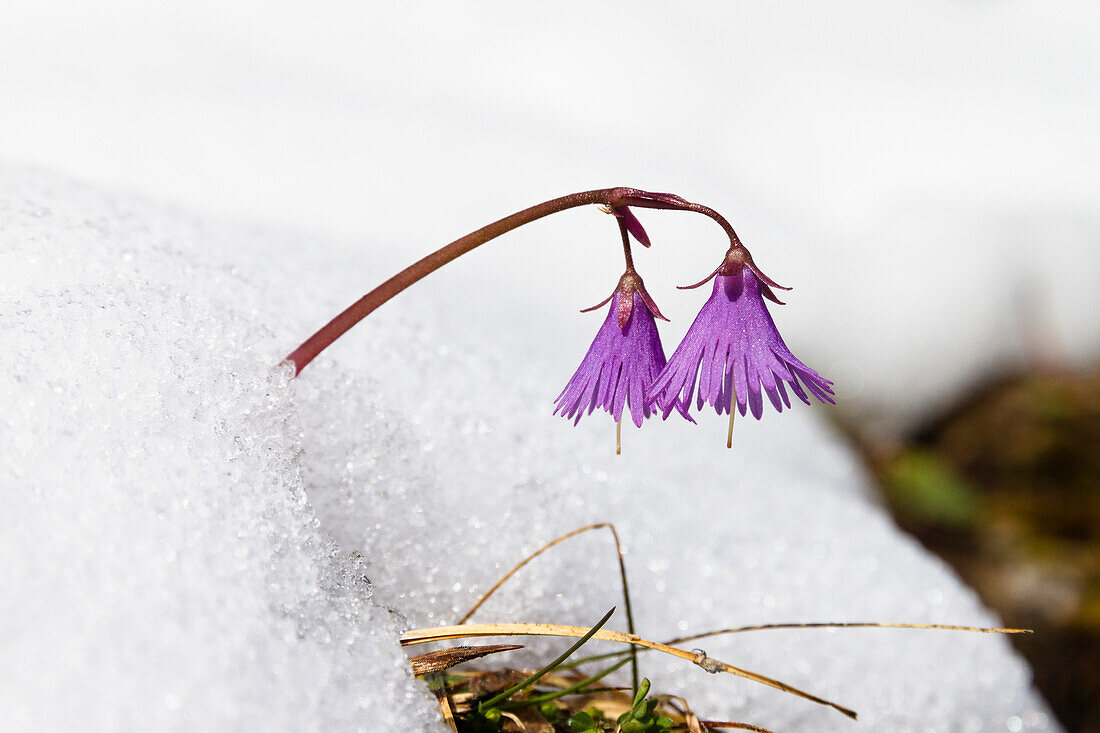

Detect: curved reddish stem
[283,187,739,375]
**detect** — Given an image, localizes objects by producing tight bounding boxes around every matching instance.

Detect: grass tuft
[403,523,1027,731]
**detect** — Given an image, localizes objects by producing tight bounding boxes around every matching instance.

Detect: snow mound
[0,168,1058,731]
[0,170,440,731]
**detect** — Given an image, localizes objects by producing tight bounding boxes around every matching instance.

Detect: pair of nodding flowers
[553,206,834,448]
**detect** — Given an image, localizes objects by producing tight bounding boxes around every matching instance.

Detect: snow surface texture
[1,168,1058,731]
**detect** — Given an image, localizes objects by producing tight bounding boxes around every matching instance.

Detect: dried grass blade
[401,621,857,719]
[409,644,524,676]
[661,693,773,733]
[667,621,1031,646]
[477,608,616,711]
[458,524,610,624]
[456,522,640,691]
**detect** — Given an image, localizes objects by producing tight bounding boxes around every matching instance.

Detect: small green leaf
[457,710,502,733]
[584,707,605,722]
[538,701,562,724]
[569,711,596,732]
[632,678,651,707]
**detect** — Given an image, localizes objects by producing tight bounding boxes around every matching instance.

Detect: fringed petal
[792,364,836,405]
[610,363,629,422]
[557,291,674,426]
[772,373,792,409]
[696,335,720,408]
[747,380,764,419]
[732,351,749,416]
[638,264,835,425]
[627,372,646,428]
[786,371,812,405]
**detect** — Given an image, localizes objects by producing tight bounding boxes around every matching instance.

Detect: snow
[0,168,1058,731]
[0,172,439,731]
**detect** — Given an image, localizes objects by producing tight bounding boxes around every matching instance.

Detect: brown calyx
[581,269,668,328]
[614,269,668,327]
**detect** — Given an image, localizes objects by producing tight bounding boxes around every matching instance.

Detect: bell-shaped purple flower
[647,253,834,421]
[554,271,689,427]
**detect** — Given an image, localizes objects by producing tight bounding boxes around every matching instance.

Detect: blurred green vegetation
[881,449,981,528]
[854,368,1100,732]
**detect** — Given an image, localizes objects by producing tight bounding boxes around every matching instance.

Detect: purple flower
[647,252,834,421]
[554,272,690,427]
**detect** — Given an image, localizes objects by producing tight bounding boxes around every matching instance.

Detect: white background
[3,1,1098,434]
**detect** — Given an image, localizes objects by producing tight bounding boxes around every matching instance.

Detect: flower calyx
[580,269,668,328]
[677,244,790,305]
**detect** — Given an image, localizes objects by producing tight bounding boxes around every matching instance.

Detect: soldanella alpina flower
[284,186,834,453]
[554,268,690,439]
[647,245,834,446]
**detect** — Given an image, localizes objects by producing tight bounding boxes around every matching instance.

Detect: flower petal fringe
[647,270,834,419]
[555,292,690,427]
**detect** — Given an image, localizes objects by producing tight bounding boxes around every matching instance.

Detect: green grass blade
[478,607,616,712]
[497,656,631,711]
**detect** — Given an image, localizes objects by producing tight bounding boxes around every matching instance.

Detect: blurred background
[2,2,1096,729]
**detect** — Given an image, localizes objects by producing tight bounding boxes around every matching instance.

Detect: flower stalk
[283,188,742,375]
